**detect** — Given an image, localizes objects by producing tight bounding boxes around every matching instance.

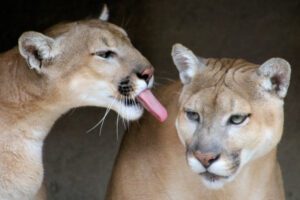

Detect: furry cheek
[187,156,206,174]
[175,114,197,145]
[208,158,233,177]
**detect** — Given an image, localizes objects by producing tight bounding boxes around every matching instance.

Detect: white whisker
[120,95,127,129]
[116,112,120,141]
[125,95,130,129]
[86,99,115,133]
[155,76,176,83]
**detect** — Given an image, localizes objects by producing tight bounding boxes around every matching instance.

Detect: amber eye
[185,110,200,122]
[228,114,251,125]
[93,50,116,59]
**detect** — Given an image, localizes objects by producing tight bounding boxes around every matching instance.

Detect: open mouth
[200,172,229,182]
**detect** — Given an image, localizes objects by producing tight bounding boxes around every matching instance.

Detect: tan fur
[107,46,290,200]
[0,16,154,199]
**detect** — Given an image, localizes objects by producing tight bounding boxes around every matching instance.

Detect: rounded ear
[171,43,206,84]
[99,4,109,21]
[18,31,58,73]
[257,58,291,98]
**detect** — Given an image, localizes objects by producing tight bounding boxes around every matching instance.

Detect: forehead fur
[180,58,265,107]
[44,19,128,42]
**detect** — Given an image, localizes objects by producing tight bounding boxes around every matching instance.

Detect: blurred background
[0,0,299,199]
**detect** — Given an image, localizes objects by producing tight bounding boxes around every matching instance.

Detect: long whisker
[123,95,130,130]
[98,99,117,136]
[120,95,127,129]
[86,99,115,133]
[68,108,77,116]
[98,109,110,136]
[86,108,110,133]
[155,76,176,83]
[112,93,127,133]
[116,112,120,141]
[127,95,133,129]
[131,93,140,128]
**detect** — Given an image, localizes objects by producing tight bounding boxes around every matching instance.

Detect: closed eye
[92,50,116,59]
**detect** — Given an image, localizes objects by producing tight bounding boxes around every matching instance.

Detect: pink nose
[193,151,220,168]
[137,67,154,84]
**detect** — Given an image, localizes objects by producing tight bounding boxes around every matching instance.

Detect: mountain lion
[0,6,167,200]
[106,43,290,200]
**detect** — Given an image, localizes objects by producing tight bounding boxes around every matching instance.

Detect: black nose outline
[136,73,150,84]
[136,68,154,84]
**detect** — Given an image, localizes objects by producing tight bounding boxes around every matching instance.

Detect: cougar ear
[171,43,206,84]
[257,58,291,98]
[18,31,58,73]
[99,4,109,21]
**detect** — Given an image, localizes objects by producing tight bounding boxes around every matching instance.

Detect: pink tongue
[137,89,168,122]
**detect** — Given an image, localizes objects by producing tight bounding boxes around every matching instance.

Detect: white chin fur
[112,102,144,121]
[201,178,226,189]
[187,155,235,189]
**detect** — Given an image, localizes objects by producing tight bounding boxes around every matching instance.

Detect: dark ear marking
[24,46,42,69]
[18,31,58,73]
[257,58,291,98]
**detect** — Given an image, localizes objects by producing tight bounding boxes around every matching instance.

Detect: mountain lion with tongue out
[0,7,167,200]
[106,44,290,200]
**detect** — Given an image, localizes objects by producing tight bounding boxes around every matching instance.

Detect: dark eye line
[228,113,252,125]
[184,108,200,122]
[91,50,116,58]
[232,113,252,118]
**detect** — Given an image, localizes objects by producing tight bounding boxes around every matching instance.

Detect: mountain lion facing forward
[0,7,167,200]
[107,44,290,200]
